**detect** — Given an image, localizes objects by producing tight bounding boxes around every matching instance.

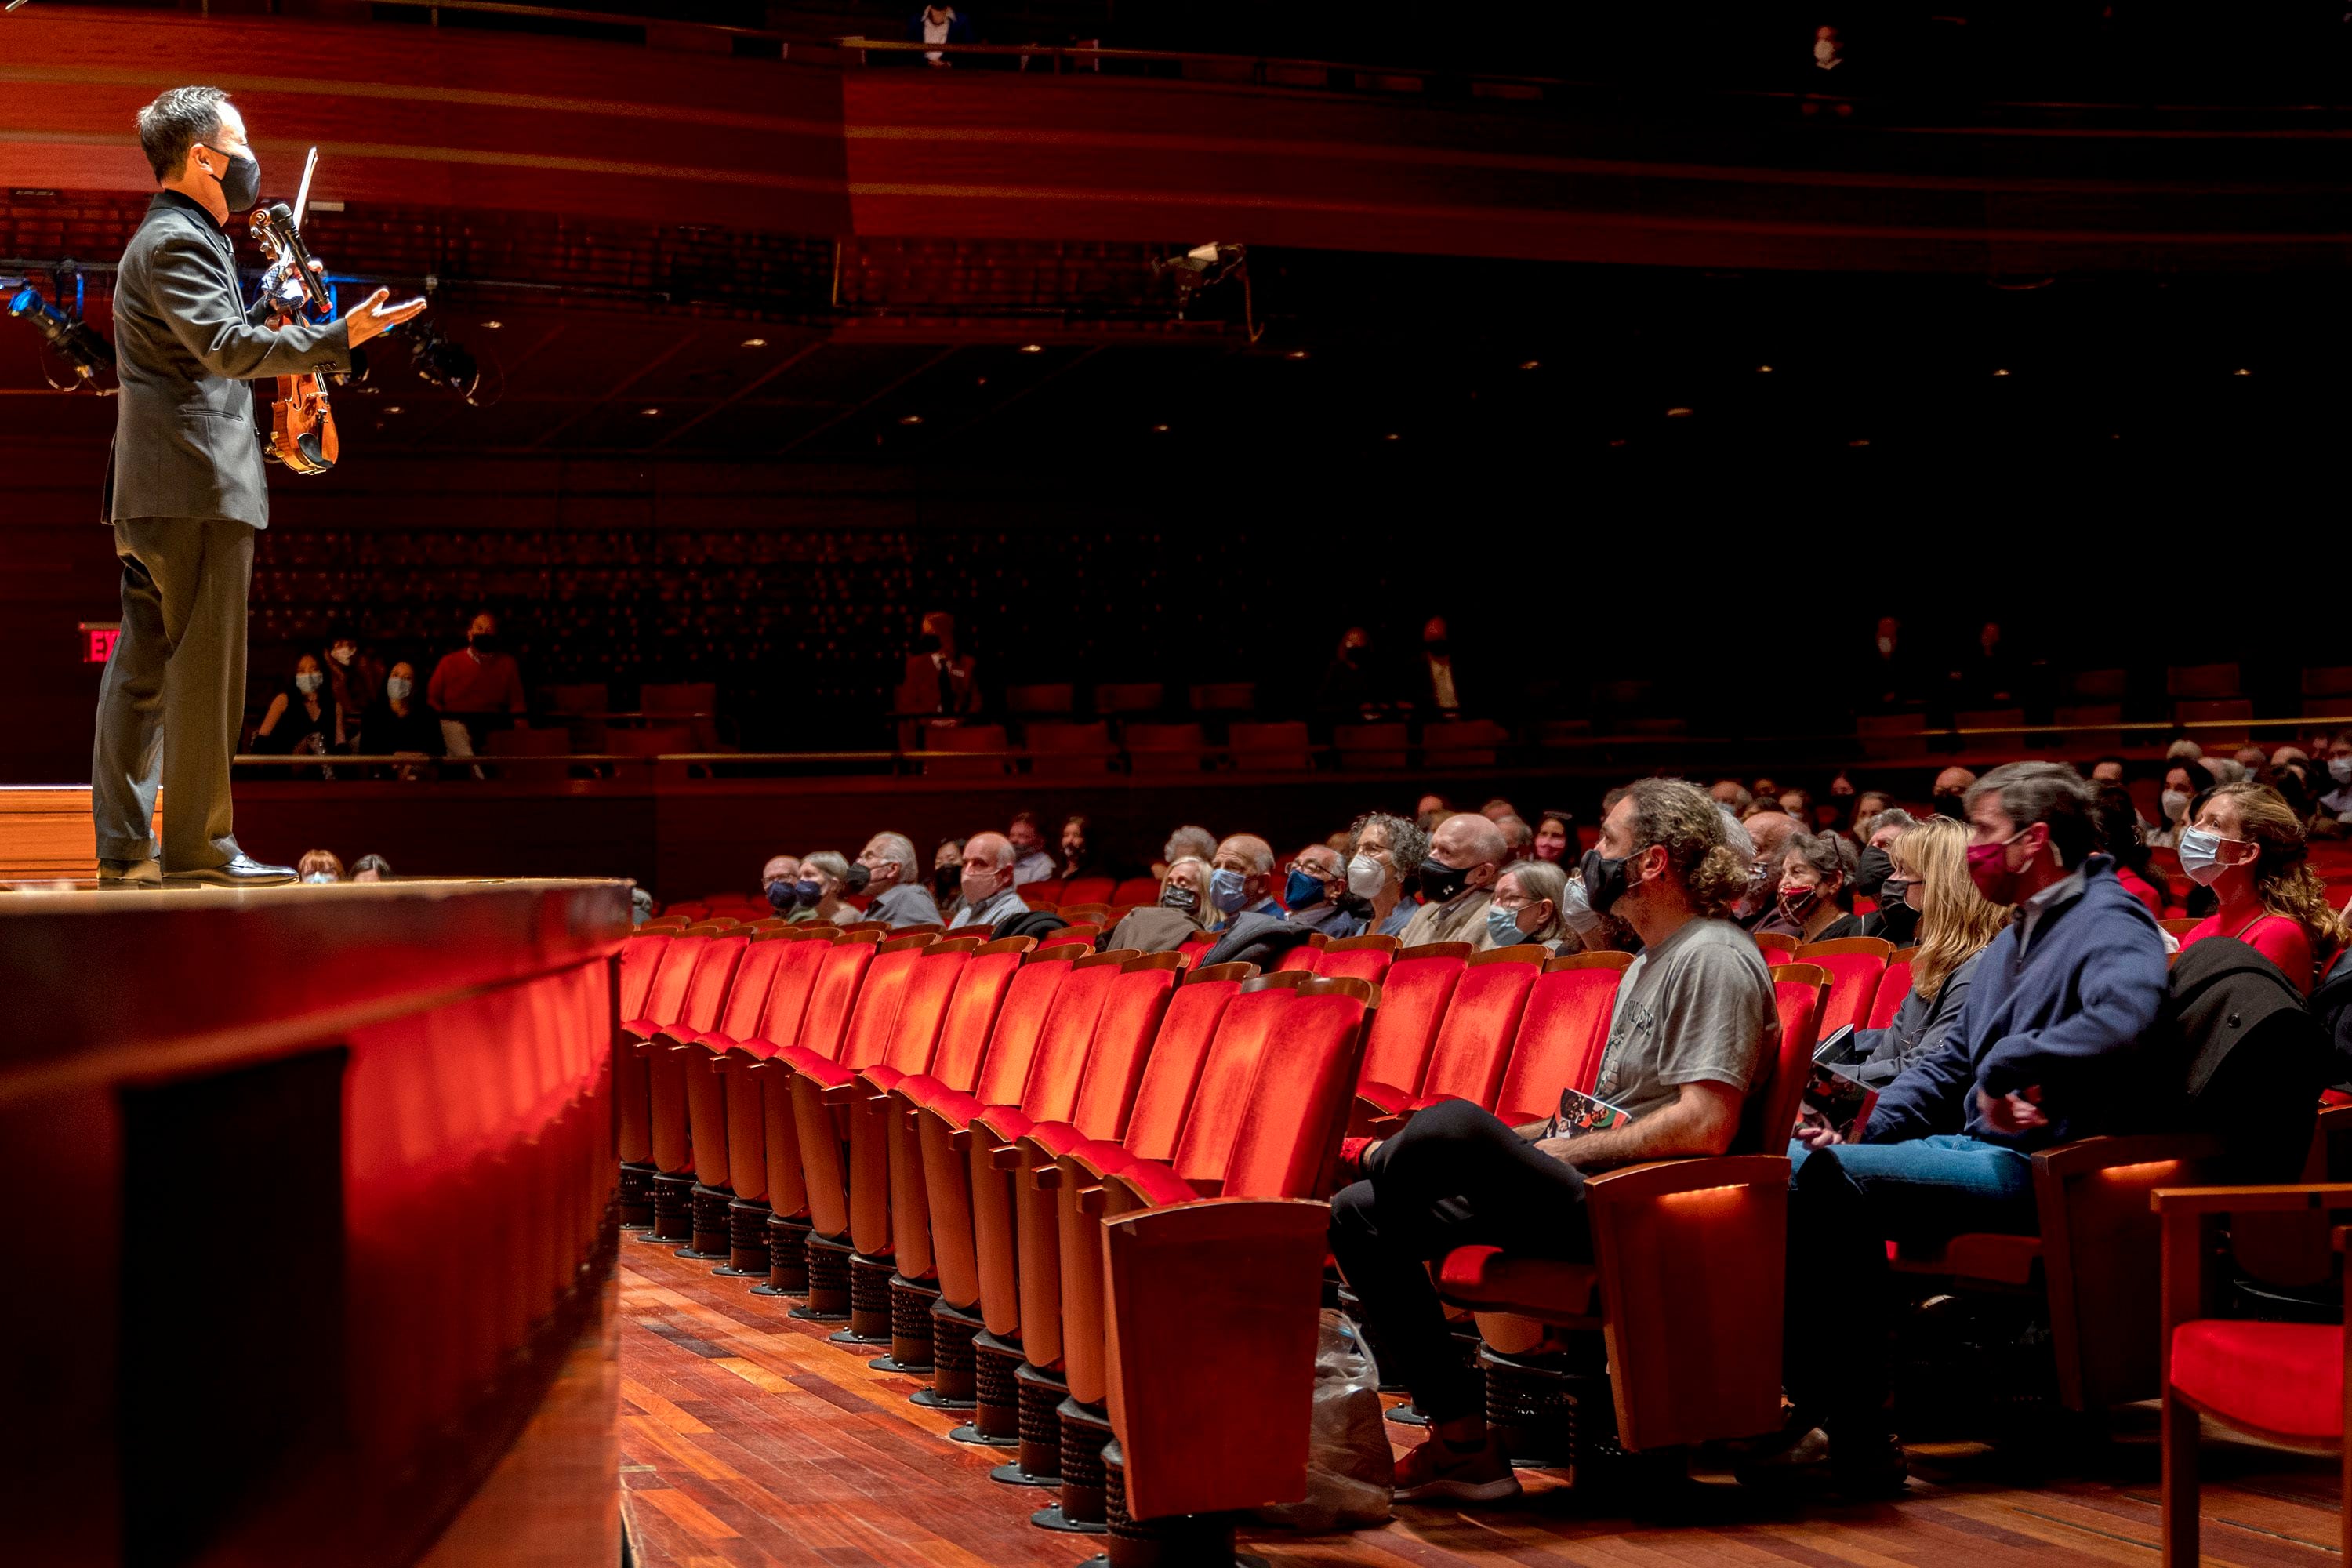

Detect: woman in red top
[2176,782,2350,995]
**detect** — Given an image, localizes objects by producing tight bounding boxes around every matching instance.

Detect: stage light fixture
[1667,406,1693,417]
[2234,368,2251,376]
[6,268,115,390]
[1285,349,1309,361]
[482,319,503,329]
[641,406,660,416]
[408,321,481,401]
[1756,364,1773,374]
[1151,423,1169,433]
[1993,368,2010,377]
[1518,359,1540,371]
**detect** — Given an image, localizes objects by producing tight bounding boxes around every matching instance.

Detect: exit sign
[80,622,119,663]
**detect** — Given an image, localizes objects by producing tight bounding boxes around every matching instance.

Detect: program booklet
[1798,1024,1877,1143]
[1552,1085,1637,1138]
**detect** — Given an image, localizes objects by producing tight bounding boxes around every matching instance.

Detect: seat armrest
[1354,1081,1411,1116]
[2151,1182,2352,1218]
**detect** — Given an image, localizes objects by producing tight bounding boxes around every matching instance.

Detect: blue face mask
[2333,757,2352,786]
[1284,867,1329,909]
[1485,903,1530,946]
[1209,866,1250,913]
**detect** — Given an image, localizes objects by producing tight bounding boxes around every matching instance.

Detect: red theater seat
[2155,1185,2352,1568]
[742,931,882,1290]
[1793,936,1893,1038]
[1349,945,1468,1131]
[1316,933,1399,987]
[640,934,748,1247]
[1273,931,1330,973]
[1112,877,1163,906]
[1362,947,1542,1131]
[1490,951,1634,1124]
[1867,947,1917,1029]
[1063,876,1118,906]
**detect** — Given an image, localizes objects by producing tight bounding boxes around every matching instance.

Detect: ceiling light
[1151,423,1169,433]
[1018,343,1043,354]
[1383,433,1399,441]
[1517,360,1539,371]
[1993,368,2010,377]
[1756,364,1773,374]
[2234,368,2251,376]
[481,319,503,330]
[899,414,923,425]
[742,336,766,347]
[1284,349,1309,361]
[385,405,403,414]
[976,376,988,386]
[1848,438,1871,447]
[640,406,659,416]
[1666,407,1693,418]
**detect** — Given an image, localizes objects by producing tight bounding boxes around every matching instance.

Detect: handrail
[143,0,2352,119]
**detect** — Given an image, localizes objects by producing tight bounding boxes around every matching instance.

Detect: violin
[249,148,339,476]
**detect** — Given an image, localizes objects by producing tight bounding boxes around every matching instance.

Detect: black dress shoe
[165,853,297,887]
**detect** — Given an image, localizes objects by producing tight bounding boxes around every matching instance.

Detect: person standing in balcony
[907,5,973,66]
[426,610,527,758]
[893,611,977,717]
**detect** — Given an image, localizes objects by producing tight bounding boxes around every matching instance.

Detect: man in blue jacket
[1753,761,2169,1494]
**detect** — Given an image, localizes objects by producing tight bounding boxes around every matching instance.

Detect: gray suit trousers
[91,517,254,869]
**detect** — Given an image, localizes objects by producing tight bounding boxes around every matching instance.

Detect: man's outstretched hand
[345,287,426,348]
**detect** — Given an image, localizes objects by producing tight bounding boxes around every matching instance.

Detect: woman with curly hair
[2178,782,2350,994]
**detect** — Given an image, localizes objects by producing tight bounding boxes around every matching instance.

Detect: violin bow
[293,147,319,231]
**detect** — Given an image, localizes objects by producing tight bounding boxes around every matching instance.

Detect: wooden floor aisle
[617,1240,2341,1568]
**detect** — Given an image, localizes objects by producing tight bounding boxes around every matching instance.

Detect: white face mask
[1560,872,1599,932]
[1876,637,1893,655]
[1346,854,1388,899]
[296,671,322,695]
[2161,789,2190,822]
[386,676,413,702]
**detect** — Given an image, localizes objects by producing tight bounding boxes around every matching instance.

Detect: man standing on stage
[96,86,423,887]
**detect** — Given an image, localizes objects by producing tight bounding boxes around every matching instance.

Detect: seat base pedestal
[750,1213,811,1297]
[913,1299,982,1410]
[678,1182,733,1261]
[791,1233,853,1323]
[870,1276,938,1374]
[647,1171,695,1242]
[1033,1397,1111,1534]
[1076,1443,1265,1568]
[949,1330,1022,1447]
[713,1197,770,1277]
[618,1161,655,1229]
[1480,1345,1606,1472]
[990,1363,1065,1488]
[828,1252,894,1345]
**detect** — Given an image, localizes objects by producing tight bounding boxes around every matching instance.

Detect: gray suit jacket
[104,191,352,528]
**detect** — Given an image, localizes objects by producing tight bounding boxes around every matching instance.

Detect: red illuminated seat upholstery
[1111,877,1163,906]
[1063,876,1118,906]
[1348,946,1468,1129]
[1316,933,1399,987]
[1792,936,1893,1038]
[744,931,880,1247]
[1866,948,1915,1029]
[1272,932,1329,974]
[2155,1185,2352,1568]
[1365,947,1543,1127]
[641,934,748,1244]
[1489,952,1633,1125]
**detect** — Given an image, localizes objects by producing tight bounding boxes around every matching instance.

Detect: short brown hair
[136,85,230,182]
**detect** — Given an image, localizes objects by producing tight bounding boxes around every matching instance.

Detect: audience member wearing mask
[1105,856,1216,952]
[2094,786,2167,920]
[2148,759,2215,848]
[760,854,802,906]
[2312,730,2352,839]
[1154,823,1217,881]
[426,611,527,757]
[1398,812,1507,946]
[1855,808,1921,942]
[1058,815,1094,884]
[947,833,1025,931]
[858,831,943,929]
[1532,812,1573,866]
[1480,861,1570,952]
[350,853,391,883]
[1479,798,1519,823]
[1349,811,1431,938]
[1280,843,1359,935]
[893,609,976,716]
[931,838,966,910]
[1711,779,1755,815]
[1733,810,1802,929]
[780,851,856,925]
[1762,764,2167,1496]
[1006,811,1058,885]
[1929,766,1976,822]
[1824,818,2007,1091]
[1495,815,1534,860]
[1762,832,1863,944]
[1316,626,1381,716]
[1207,833,1279,931]
[296,848,344,884]
[2177,783,2348,995]
[253,652,343,763]
[322,632,386,745]
[362,659,442,768]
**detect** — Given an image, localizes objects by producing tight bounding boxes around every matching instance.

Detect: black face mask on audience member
[1416,857,1472,903]
[934,865,960,902]
[1933,791,1967,821]
[1873,891,1919,944]
[916,633,942,655]
[1854,845,1892,902]
[1581,847,1631,913]
[842,862,870,895]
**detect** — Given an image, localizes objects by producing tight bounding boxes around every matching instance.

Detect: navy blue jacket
[1865,855,2169,1151]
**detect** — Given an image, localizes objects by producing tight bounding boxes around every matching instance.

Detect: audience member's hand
[1977,1088,2048,1134]
[1794,1123,1843,1150]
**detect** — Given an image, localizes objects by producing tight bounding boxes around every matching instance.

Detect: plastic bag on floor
[1255,1309,1394,1531]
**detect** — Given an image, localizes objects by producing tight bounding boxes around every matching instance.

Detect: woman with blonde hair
[1804,818,2009,1121]
[2178,782,2348,994]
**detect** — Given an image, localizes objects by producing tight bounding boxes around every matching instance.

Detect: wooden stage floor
[617,1239,2342,1568]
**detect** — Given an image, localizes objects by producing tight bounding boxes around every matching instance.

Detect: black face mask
[934,866,960,902]
[1581,846,1634,913]
[202,145,261,213]
[916,633,942,655]
[1424,639,1450,658]
[1933,792,1967,821]
[1160,884,1199,913]
[470,633,497,655]
[1874,895,1920,943]
[841,862,870,895]
[1416,857,1472,903]
[1854,845,1893,902]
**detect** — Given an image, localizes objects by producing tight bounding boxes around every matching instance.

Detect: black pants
[92,517,254,869]
[1327,1099,1592,1424]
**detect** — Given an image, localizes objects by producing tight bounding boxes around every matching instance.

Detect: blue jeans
[1784,1135,2038,1433]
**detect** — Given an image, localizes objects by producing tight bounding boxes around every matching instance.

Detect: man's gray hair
[1349,811,1428,874]
[2205,758,2250,786]
[1164,825,1216,863]
[2165,739,2205,762]
[1863,807,1916,841]
[136,85,230,182]
[1217,833,1275,874]
[867,832,919,880]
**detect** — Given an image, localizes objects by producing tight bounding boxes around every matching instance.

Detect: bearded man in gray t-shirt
[1329,779,1775,1506]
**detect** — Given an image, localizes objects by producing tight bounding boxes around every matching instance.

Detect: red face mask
[1966,831,2027,902]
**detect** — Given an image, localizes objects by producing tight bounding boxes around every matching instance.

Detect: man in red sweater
[426,611,526,757]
